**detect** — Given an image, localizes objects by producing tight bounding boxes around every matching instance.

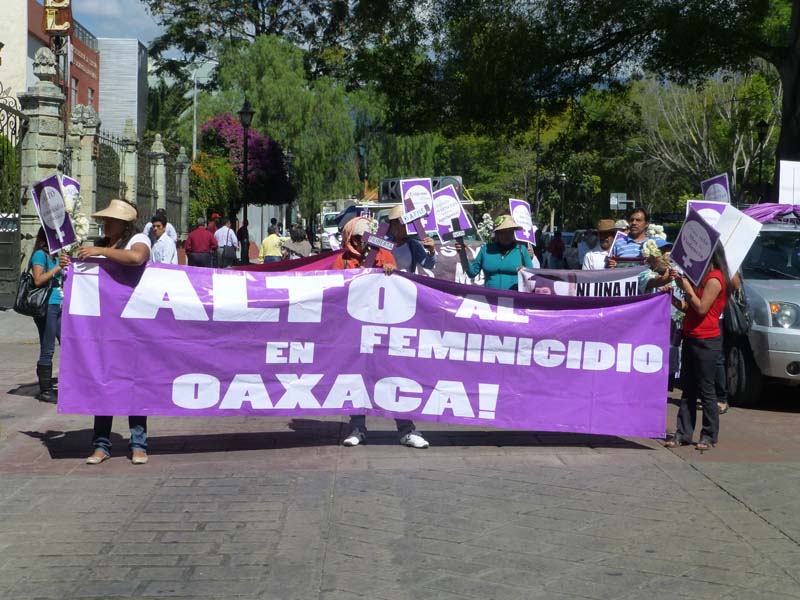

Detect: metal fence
[0,85,28,308]
[165,155,180,231]
[136,141,154,229]
[96,129,124,210]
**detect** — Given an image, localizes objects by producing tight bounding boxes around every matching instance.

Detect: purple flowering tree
[200,113,292,206]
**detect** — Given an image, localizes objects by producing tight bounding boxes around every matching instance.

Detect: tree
[632,69,780,202]
[358,0,800,190]
[214,36,359,219]
[200,113,291,207]
[189,152,240,225]
[142,0,351,82]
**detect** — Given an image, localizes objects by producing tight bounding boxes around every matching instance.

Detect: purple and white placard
[700,173,730,203]
[400,178,436,233]
[58,261,670,439]
[31,174,76,254]
[671,206,721,286]
[432,185,473,240]
[686,199,728,228]
[509,198,536,244]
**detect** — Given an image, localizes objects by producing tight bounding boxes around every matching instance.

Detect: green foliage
[189,152,240,224]
[145,77,192,153]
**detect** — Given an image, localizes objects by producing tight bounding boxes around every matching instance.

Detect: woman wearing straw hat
[73,199,153,465]
[456,215,533,290]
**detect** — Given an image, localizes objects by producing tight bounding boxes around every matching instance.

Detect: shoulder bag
[723,286,751,337]
[13,256,52,319]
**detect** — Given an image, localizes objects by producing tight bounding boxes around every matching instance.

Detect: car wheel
[726,338,762,407]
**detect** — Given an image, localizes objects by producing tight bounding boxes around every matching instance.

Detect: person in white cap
[386,205,436,272]
[73,199,153,466]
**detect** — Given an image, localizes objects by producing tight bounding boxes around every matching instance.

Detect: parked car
[727,221,800,405]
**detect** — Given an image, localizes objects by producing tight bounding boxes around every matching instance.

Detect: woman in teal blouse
[30,227,69,403]
[459,215,533,290]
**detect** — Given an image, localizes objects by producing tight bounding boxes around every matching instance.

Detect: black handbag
[723,287,751,337]
[13,258,52,319]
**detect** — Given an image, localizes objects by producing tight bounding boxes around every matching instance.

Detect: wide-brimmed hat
[92,199,138,222]
[594,219,617,234]
[388,205,404,220]
[494,215,522,231]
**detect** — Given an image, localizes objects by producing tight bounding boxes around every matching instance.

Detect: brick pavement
[1,310,800,599]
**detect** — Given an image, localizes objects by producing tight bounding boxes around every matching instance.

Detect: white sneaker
[400,432,429,449]
[343,433,365,447]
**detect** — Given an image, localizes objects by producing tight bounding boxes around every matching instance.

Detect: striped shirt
[612,235,650,260]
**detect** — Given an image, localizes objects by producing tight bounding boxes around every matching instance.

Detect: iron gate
[96,129,124,212]
[0,85,28,309]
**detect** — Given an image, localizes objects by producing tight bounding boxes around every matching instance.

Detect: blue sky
[72,0,164,45]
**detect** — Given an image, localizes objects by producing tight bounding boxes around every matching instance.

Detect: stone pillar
[17,48,65,268]
[176,146,190,238]
[120,118,138,204]
[150,134,168,212]
[67,104,101,238]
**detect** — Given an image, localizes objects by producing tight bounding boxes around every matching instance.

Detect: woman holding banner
[72,199,153,465]
[666,246,730,451]
[30,227,70,403]
[457,215,533,290]
[333,216,430,449]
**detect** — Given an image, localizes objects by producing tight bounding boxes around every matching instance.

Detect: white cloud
[74,0,164,44]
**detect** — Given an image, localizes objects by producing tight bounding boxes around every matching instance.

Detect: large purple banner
[59,262,670,438]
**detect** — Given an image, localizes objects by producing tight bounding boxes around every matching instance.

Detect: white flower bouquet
[476,213,494,241]
[641,238,661,258]
[647,224,667,240]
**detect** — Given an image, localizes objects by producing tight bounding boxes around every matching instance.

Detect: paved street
[1,310,800,600]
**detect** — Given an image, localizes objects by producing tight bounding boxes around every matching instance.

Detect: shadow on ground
[20,418,653,459]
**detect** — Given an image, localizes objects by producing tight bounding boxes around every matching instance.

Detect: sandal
[696,438,716,450]
[664,435,691,448]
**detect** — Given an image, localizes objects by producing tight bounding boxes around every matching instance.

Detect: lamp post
[756,119,768,203]
[559,172,566,231]
[284,149,295,228]
[237,97,254,227]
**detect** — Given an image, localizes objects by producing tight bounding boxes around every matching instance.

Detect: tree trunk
[772,1,800,201]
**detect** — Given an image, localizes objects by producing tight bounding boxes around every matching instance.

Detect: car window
[742,230,800,280]
[322,214,338,228]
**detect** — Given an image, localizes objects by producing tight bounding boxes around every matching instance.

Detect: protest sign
[59,261,670,439]
[432,185,473,239]
[31,174,76,253]
[400,178,436,232]
[518,267,647,297]
[671,207,720,285]
[779,160,800,204]
[509,199,536,244]
[712,204,762,277]
[686,199,728,228]
[700,173,731,203]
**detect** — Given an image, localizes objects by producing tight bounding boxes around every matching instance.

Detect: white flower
[647,223,667,241]
[642,239,661,258]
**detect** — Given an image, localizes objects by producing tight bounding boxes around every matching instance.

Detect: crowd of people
[22,197,731,464]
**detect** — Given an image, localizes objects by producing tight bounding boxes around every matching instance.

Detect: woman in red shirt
[666,246,730,450]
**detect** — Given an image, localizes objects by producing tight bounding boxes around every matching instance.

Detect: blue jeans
[263,256,282,263]
[92,416,148,455]
[348,415,416,438]
[33,303,61,366]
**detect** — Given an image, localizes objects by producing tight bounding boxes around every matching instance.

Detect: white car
[727,221,800,405]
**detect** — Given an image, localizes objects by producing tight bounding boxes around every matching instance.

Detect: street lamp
[559,172,566,231]
[756,119,768,203]
[237,97,255,227]
[284,149,295,227]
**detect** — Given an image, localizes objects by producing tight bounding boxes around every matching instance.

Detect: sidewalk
[1,310,799,599]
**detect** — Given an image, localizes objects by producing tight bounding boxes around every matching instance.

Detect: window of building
[87,87,94,106]
[71,77,78,108]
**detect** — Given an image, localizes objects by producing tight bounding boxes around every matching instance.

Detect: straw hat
[388,205,404,220]
[92,199,138,222]
[494,215,521,231]
[595,219,617,234]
